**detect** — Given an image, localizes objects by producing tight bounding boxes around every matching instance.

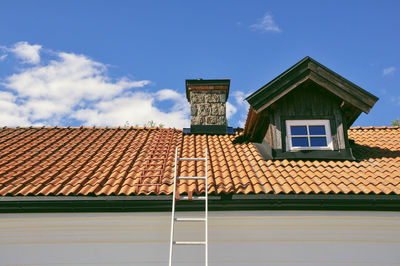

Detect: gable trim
[246,57,378,114]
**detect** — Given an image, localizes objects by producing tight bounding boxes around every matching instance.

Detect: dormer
[243,57,379,160]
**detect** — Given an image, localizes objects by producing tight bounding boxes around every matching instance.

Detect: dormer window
[286,120,333,151]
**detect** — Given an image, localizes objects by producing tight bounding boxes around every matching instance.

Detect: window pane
[310,137,327,147]
[309,125,326,135]
[290,126,307,135]
[292,137,309,147]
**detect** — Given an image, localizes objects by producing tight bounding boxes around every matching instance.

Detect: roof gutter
[1,194,400,212]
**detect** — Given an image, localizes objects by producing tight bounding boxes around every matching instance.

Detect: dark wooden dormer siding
[259,80,354,160]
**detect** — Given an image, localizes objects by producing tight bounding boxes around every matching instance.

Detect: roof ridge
[349,126,400,130]
[2,126,399,132]
[2,126,399,135]
[0,126,183,131]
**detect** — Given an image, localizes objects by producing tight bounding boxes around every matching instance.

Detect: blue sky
[0,0,399,128]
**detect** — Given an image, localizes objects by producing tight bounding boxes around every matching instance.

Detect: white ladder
[168,147,208,266]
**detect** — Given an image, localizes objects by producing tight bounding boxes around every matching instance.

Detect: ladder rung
[178,158,206,161]
[179,196,206,200]
[174,217,206,222]
[173,241,206,245]
[176,176,206,180]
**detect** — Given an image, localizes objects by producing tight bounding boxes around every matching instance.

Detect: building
[0,57,399,265]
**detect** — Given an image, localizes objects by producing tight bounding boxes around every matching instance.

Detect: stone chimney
[186,79,230,134]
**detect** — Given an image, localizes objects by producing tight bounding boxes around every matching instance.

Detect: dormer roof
[245,56,378,126]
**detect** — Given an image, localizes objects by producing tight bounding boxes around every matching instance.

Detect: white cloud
[226,102,237,119]
[9,41,42,64]
[250,12,282,33]
[73,91,190,128]
[155,89,189,113]
[229,90,249,128]
[383,66,396,76]
[237,120,246,128]
[0,42,190,128]
[5,52,149,102]
[232,90,248,107]
[0,54,6,61]
[0,91,30,126]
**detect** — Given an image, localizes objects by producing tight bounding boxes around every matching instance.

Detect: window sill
[289,147,333,151]
[272,148,355,160]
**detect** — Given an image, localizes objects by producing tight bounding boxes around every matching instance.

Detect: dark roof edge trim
[1,194,400,213]
[1,194,399,202]
[308,57,379,102]
[232,194,400,200]
[245,56,309,101]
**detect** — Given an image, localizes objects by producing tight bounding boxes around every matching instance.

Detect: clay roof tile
[0,127,398,196]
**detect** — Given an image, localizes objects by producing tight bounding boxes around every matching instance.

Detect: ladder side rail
[168,147,178,266]
[205,148,208,266]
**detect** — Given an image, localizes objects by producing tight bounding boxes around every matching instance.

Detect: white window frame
[286,120,333,151]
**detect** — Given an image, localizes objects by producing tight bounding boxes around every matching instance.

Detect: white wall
[1,211,400,265]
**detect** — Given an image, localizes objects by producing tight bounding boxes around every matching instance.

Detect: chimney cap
[185,79,230,101]
[186,79,230,86]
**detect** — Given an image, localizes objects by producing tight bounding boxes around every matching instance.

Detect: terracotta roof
[0,126,399,196]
